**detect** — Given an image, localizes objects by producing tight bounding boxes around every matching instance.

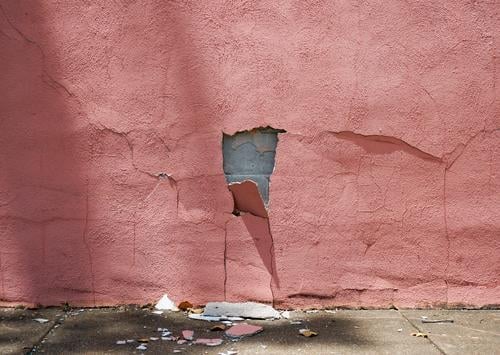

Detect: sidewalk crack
[26,312,67,355]
[398,311,447,355]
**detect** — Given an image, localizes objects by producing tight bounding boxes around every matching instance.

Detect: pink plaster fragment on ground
[193,338,223,346]
[182,330,194,340]
[228,180,268,218]
[225,323,264,338]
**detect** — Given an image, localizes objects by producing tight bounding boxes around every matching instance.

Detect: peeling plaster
[1,1,498,308]
[228,181,268,218]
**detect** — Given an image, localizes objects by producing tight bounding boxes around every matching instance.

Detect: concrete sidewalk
[0,307,498,354]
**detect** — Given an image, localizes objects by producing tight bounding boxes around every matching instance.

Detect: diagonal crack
[223,220,228,301]
[265,216,277,308]
[441,127,500,306]
[0,251,4,301]
[0,4,73,97]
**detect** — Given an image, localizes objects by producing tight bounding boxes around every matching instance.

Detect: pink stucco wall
[0,1,498,308]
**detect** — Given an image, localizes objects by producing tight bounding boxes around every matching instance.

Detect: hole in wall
[222,127,285,215]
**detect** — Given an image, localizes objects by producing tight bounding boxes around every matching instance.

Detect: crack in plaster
[266,216,277,307]
[0,252,4,300]
[222,128,283,305]
[81,181,96,306]
[288,288,398,301]
[223,219,228,301]
[0,5,73,97]
[0,216,88,224]
[299,128,500,307]
[443,164,451,306]
[90,124,177,185]
[222,211,277,306]
[441,127,500,306]
[131,180,165,267]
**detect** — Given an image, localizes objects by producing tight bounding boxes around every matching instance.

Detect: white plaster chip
[33,318,49,323]
[204,302,280,319]
[155,294,179,311]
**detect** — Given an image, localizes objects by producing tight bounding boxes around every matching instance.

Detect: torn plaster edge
[221,125,286,137]
[221,126,287,215]
[268,128,286,210]
[228,180,269,218]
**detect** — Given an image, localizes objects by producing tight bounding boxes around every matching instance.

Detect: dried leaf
[137,338,150,343]
[178,301,194,311]
[190,308,204,314]
[411,332,428,338]
[299,329,318,337]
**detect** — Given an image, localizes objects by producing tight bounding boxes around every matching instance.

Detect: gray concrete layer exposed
[223,128,282,204]
[2,307,498,354]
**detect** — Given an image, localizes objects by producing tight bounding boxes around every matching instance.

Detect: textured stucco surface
[0,1,498,308]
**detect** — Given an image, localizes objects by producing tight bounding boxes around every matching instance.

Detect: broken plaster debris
[225,323,264,338]
[193,338,224,346]
[188,313,243,322]
[136,344,148,350]
[116,340,126,345]
[299,329,318,337]
[155,294,179,311]
[163,336,177,341]
[33,318,50,323]
[281,311,291,319]
[152,310,163,315]
[421,319,454,323]
[204,302,280,320]
[228,180,268,218]
[182,330,194,340]
[219,351,238,355]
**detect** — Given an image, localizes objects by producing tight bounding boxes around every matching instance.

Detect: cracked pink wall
[0,1,499,308]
